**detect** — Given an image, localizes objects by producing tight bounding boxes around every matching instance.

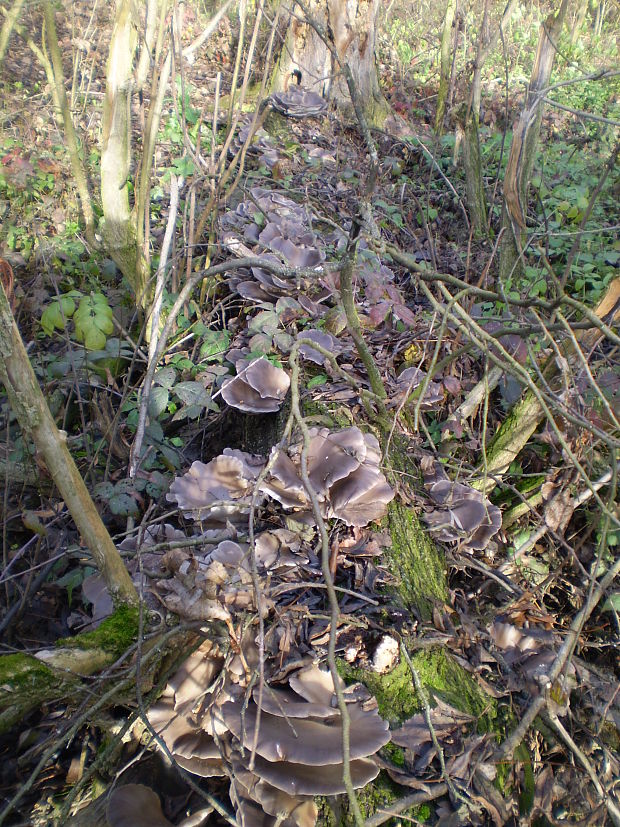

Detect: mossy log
[0,606,139,733]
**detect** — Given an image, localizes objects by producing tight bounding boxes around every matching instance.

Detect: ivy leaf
[73,293,114,350]
[94,480,141,516]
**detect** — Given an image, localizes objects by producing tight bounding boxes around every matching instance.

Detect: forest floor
[0,4,619,827]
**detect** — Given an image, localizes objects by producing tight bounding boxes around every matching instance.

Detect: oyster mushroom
[297,329,342,365]
[147,641,227,777]
[221,358,290,413]
[271,87,327,118]
[221,663,389,766]
[261,428,394,527]
[167,448,265,525]
[231,763,318,827]
[421,459,501,551]
[106,784,174,827]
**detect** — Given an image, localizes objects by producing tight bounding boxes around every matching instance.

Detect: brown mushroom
[221,358,290,414]
[167,449,265,525]
[421,459,501,551]
[106,784,174,827]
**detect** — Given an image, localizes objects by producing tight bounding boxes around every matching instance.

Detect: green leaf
[307,374,328,388]
[199,329,230,362]
[154,366,177,388]
[149,386,170,419]
[40,294,77,335]
[73,293,114,350]
[55,568,85,606]
[601,593,620,613]
[174,381,211,406]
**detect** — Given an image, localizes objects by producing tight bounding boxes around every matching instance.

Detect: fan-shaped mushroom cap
[221,358,290,413]
[271,87,327,118]
[167,640,223,705]
[422,459,501,551]
[298,329,342,364]
[328,464,395,526]
[288,662,344,704]
[167,448,265,524]
[220,662,388,766]
[251,754,380,796]
[106,784,174,827]
[262,449,308,509]
[260,428,394,526]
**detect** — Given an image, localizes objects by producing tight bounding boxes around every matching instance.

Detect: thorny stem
[289,342,364,827]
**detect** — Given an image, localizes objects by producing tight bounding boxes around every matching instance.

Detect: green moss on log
[386,501,447,620]
[56,605,139,656]
[0,653,75,733]
[341,648,494,729]
[317,770,430,826]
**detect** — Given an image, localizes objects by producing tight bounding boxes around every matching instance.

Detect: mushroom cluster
[221,357,290,414]
[263,427,395,527]
[270,86,328,118]
[389,366,445,411]
[220,187,328,301]
[167,448,264,526]
[167,427,394,530]
[147,639,389,827]
[230,112,281,169]
[421,458,501,552]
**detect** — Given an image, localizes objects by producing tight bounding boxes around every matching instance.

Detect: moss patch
[386,501,447,620]
[56,605,139,655]
[317,771,432,826]
[0,653,74,733]
[341,648,496,730]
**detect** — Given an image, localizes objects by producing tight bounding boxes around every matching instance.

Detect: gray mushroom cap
[167,448,265,523]
[221,358,290,413]
[298,329,342,364]
[106,784,174,827]
[422,459,501,551]
[271,87,328,118]
[220,666,389,765]
[251,754,380,796]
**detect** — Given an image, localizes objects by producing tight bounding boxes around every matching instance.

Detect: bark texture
[0,281,138,607]
[274,0,390,126]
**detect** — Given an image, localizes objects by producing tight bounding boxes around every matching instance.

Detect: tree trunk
[434,0,457,134]
[0,280,138,608]
[498,0,570,284]
[0,0,25,67]
[101,0,142,296]
[273,0,390,127]
[42,0,96,248]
